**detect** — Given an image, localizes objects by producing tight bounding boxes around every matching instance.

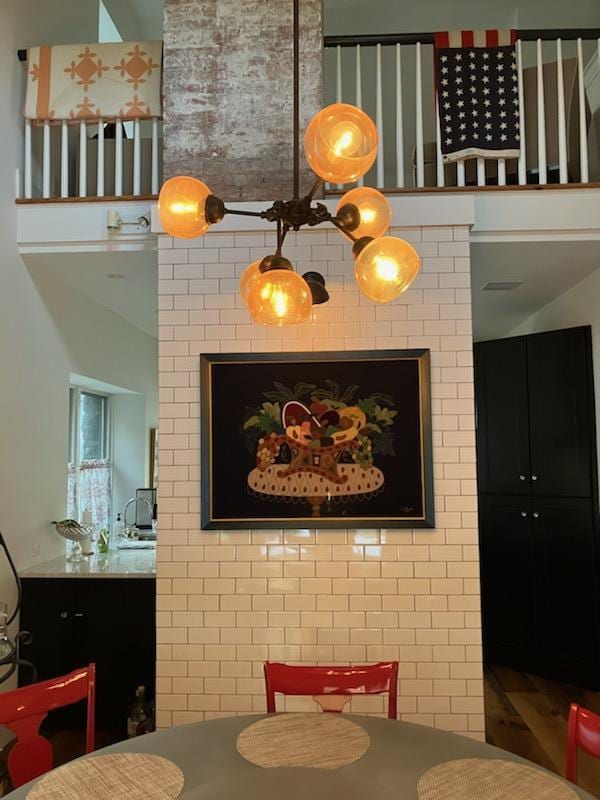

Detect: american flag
[434,30,521,162]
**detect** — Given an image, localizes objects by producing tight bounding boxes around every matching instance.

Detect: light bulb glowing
[374,255,400,283]
[354,236,421,303]
[158,176,212,239]
[248,269,312,326]
[336,187,391,239]
[304,103,378,184]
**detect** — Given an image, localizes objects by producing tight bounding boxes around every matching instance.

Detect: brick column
[163,0,323,201]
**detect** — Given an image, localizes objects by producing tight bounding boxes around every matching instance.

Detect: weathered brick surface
[163,0,323,200]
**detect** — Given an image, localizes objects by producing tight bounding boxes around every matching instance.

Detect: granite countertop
[20,548,156,579]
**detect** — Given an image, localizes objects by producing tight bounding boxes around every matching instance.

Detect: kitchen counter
[20,547,156,579]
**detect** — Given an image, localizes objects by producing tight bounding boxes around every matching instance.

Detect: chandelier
[158,1,421,326]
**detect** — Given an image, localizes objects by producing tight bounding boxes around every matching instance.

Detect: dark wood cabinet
[19,577,155,736]
[479,495,537,670]
[475,326,596,498]
[474,336,531,495]
[527,328,596,498]
[475,326,600,688]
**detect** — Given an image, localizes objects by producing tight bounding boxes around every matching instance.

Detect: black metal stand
[0,531,36,685]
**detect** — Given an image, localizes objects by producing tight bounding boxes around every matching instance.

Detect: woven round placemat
[417,758,578,800]
[27,753,184,800]
[236,713,370,769]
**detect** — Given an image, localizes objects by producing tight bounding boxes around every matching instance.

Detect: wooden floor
[485,662,600,798]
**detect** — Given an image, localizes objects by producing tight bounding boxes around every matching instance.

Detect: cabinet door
[475,338,531,494]
[75,579,156,734]
[533,497,600,687]
[479,495,537,670]
[527,327,596,497]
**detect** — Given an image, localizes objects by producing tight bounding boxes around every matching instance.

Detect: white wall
[0,2,158,643]
[510,268,600,498]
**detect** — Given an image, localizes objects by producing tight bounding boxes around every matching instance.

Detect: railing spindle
[151,117,159,195]
[395,44,404,188]
[477,157,485,187]
[376,43,384,188]
[42,120,50,198]
[115,119,123,196]
[97,119,105,197]
[24,119,32,199]
[457,161,466,187]
[415,42,424,188]
[435,97,444,188]
[356,46,364,186]
[536,39,547,185]
[517,39,527,185]
[79,121,87,198]
[498,159,506,186]
[556,39,568,184]
[60,120,68,197]
[576,37,589,183]
[133,118,141,196]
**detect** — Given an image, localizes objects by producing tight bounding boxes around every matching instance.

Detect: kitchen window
[68,388,112,529]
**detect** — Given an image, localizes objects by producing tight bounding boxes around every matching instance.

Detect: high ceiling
[470,240,600,341]
[22,251,158,338]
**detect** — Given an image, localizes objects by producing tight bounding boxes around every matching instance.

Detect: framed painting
[200,350,434,529]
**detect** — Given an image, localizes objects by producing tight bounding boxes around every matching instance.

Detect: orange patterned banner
[24,41,162,122]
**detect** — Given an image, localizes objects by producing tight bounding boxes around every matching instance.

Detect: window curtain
[68,459,112,529]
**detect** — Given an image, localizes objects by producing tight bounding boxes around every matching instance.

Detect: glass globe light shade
[239,260,262,306]
[336,187,391,239]
[304,103,378,184]
[158,176,212,239]
[248,269,312,326]
[354,236,421,303]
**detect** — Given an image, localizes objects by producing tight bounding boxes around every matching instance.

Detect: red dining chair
[566,703,600,784]
[264,661,399,719]
[0,664,96,789]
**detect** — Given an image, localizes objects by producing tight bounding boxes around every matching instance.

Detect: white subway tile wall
[157,224,484,740]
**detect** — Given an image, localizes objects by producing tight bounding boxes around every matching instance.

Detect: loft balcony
[13,27,600,204]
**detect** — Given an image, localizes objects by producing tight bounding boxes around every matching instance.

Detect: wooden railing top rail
[324,28,600,48]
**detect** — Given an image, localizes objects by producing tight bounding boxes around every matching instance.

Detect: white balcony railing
[324,29,600,191]
[18,116,162,201]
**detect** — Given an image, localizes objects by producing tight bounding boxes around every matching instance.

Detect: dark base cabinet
[480,496,600,688]
[19,578,155,738]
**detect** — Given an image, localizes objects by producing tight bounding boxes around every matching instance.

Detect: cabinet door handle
[519,475,526,481]
[533,512,540,519]
[531,474,538,481]
[74,612,84,618]
[521,511,528,517]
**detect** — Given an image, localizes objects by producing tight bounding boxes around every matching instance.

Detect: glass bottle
[127,685,148,738]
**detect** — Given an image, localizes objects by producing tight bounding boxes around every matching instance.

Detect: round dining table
[9,713,597,800]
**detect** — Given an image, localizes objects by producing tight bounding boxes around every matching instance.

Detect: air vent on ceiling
[480,281,523,292]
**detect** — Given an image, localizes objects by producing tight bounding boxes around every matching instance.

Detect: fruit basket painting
[200,350,434,530]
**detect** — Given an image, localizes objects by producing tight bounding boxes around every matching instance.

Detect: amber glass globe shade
[337,187,391,239]
[158,176,212,239]
[240,260,262,306]
[248,269,312,325]
[354,236,421,303]
[304,103,378,184]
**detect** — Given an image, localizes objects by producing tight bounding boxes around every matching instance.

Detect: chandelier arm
[292,0,300,199]
[306,177,323,202]
[329,217,359,243]
[223,207,271,219]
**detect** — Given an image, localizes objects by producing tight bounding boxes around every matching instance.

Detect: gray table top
[8,714,597,799]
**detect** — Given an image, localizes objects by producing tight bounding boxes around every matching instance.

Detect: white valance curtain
[67,459,111,529]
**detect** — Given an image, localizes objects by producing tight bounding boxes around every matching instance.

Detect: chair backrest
[0,664,95,788]
[264,661,398,719]
[566,703,600,784]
